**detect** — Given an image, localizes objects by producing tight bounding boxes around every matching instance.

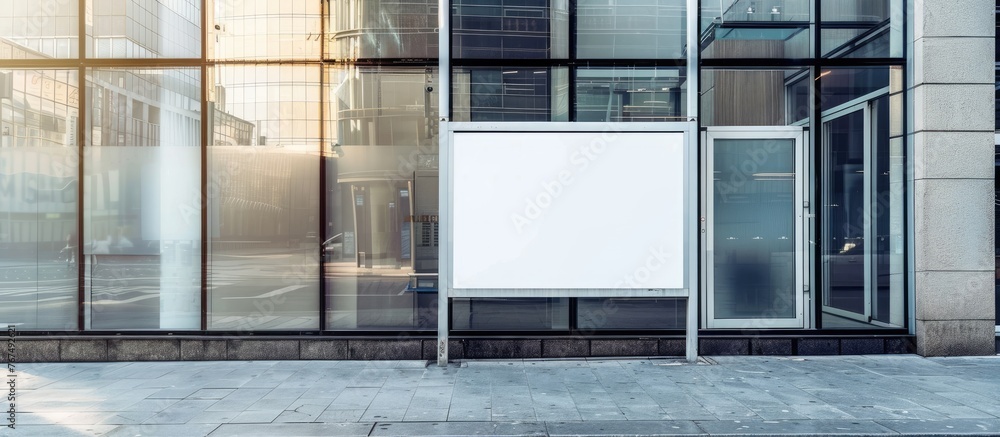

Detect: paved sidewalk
[7,355,1000,436]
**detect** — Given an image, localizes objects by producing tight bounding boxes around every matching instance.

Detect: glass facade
[1,0,911,335]
[85,68,202,329]
[207,65,321,330]
[0,69,78,330]
[576,0,684,59]
[325,65,439,330]
[701,0,811,59]
[88,0,200,58]
[818,67,905,328]
[0,2,78,58]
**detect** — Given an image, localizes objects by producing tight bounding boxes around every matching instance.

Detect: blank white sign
[452,131,686,290]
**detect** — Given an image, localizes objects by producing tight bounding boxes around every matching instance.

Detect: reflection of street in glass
[208,246,321,330]
[0,246,77,329]
[325,259,435,330]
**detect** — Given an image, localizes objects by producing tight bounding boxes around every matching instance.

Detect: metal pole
[685,0,700,363]
[436,0,452,367]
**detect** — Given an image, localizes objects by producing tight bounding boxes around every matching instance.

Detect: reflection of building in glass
[324,66,440,329]
[90,0,200,58]
[453,0,558,59]
[0,2,78,58]
[329,0,438,59]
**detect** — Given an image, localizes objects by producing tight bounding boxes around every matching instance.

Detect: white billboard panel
[452,131,685,290]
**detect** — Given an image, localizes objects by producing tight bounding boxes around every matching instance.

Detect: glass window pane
[701,0,811,59]
[0,2,79,59]
[575,67,686,122]
[452,0,568,59]
[577,298,685,331]
[88,0,200,58]
[821,0,902,58]
[210,0,321,60]
[819,67,890,110]
[325,66,440,330]
[713,138,798,320]
[452,67,569,122]
[576,0,685,59]
[819,67,904,329]
[208,65,321,331]
[701,68,810,126]
[84,68,201,330]
[0,69,79,330]
[329,0,438,59]
[452,298,569,331]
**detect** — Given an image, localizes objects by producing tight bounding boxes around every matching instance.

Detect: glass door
[820,106,870,323]
[819,96,904,329]
[705,128,805,329]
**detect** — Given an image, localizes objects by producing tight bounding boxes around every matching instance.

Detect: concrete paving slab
[361,409,407,422]
[208,423,374,436]
[875,418,1000,435]
[102,423,222,437]
[369,421,548,436]
[95,410,158,425]
[402,408,451,422]
[5,424,119,436]
[545,420,703,436]
[316,408,367,422]
[694,419,895,435]
[228,409,284,424]
[142,399,218,424]
[186,410,240,424]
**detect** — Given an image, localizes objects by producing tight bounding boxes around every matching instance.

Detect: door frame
[819,102,873,323]
[702,126,807,329]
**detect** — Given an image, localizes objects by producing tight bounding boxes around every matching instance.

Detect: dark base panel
[3,335,917,362]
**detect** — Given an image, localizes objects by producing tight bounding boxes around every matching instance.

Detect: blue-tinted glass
[576,0,685,59]
[822,110,866,317]
[819,68,889,109]
[452,0,568,59]
[821,0,902,58]
[713,138,797,320]
[819,67,905,329]
[575,68,686,122]
[577,298,685,330]
[454,67,568,122]
[701,0,811,59]
[453,298,569,331]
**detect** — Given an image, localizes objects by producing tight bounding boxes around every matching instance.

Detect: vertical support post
[318,0,328,332]
[200,0,209,331]
[684,0,699,364]
[76,0,88,331]
[437,0,451,367]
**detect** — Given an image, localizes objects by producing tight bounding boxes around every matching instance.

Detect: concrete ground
[7,355,1000,436]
